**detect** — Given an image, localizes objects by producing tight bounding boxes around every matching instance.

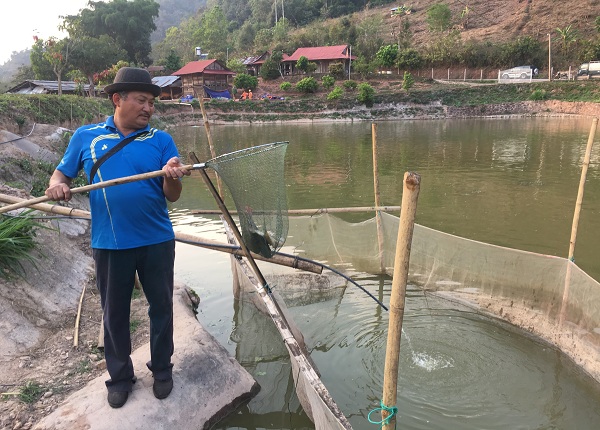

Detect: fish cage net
[285,212,600,383]
[207,142,289,258]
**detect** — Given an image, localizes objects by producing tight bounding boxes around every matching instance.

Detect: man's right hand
[45,170,73,201]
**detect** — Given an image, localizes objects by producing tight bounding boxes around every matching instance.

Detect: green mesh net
[206,142,289,258]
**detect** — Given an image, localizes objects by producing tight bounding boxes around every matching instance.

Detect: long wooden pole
[559,117,598,325]
[372,122,386,273]
[0,163,204,214]
[0,194,321,274]
[190,205,401,216]
[198,95,223,196]
[382,171,421,429]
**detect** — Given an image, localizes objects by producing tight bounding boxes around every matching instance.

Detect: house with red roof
[281,45,355,76]
[172,59,235,98]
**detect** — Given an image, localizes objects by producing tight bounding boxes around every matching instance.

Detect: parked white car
[500,66,534,79]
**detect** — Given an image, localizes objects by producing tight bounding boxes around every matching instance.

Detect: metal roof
[284,45,355,62]
[152,76,181,88]
[7,80,91,94]
[172,60,235,76]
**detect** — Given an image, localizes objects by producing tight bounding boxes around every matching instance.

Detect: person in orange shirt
[241,90,248,100]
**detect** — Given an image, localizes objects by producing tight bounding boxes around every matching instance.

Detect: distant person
[533,67,538,76]
[241,89,248,100]
[248,89,253,100]
[45,67,190,408]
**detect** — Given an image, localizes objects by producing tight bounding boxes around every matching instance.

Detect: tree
[70,35,126,96]
[161,50,182,74]
[426,3,452,32]
[555,25,578,55]
[64,0,159,65]
[295,77,318,93]
[296,56,309,73]
[260,51,283,80]
[193,6,229,59]
[42,37,73,96]
[397,48,424,70]
[376,44,399,69]
[30,38,55,80]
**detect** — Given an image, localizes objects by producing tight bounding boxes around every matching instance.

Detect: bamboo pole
[0,194,91,218]
[190,205,401,216]
[0,163,204,214]
[0,193,321,274]
[73,284,86,347]
[382,171,421,429]
[198,95,224,196]
[559,117,598,325]
[372,123,386,273]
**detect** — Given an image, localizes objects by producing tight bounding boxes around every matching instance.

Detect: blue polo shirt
[57,116,179,250]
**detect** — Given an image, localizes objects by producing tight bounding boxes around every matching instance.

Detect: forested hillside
[1,0,599,93]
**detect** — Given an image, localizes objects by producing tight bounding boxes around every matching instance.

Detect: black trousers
[93,240,175,393]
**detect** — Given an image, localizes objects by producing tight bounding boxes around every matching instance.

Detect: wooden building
[172,60,235,98]
[281,45,355,76]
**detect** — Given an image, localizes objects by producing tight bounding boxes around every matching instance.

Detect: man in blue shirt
[45,67,190,408]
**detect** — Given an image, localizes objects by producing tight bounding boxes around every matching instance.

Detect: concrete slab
[33,285,260,430]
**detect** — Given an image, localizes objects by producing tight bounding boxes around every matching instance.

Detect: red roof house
[172,59,235,98]
[281,45,355,76]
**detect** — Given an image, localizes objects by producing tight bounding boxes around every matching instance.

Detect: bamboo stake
[382,172,421,429]
[559,117,598,325]
[73,284,86,347]
[190,205,401,215]
[0,163,205,214]
[372,122,386,273]
[198,95,223,196]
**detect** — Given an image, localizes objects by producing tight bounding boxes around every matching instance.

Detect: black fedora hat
[104,67,161,97]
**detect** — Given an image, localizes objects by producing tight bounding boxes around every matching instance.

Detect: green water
[168,117,600,429]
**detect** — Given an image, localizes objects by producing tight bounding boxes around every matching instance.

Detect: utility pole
[548,33,552,81]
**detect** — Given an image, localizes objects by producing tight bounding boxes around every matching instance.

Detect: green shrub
[343,80,358,90]
[321,75,335,89]
[280,81,292,91]
[402,71,415,91]
[329,62,345,79]
[233,73,258,91]
[327,86,344,100]
[357,83,375,106]
[530,89,547,101]
[295,77,318,93]
[0,212,44,278]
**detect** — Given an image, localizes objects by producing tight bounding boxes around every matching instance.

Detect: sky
[1,0,106,65]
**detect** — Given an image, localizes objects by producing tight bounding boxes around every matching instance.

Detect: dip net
[206,142,289,258]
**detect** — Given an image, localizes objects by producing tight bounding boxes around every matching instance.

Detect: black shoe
[153,378,173,399]
[107,391,129,408]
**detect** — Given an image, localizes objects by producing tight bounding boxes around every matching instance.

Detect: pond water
[167,118,600,429]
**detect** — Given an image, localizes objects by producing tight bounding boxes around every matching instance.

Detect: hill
[367,0,598,46]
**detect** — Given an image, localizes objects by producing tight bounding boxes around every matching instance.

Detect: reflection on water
[169,118,600,429]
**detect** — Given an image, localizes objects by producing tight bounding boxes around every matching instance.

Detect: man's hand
[45,170,73,201]
[162,157,191,180]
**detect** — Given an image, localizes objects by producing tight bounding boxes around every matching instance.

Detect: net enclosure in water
[207,142,289,259]
[285,212,600,383]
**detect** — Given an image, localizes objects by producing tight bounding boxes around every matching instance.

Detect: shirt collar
[105,116,151,137]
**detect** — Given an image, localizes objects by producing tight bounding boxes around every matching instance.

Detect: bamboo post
[73,284,86,347]
[198,95,224,196]
[559,117,598,325]
[381,172,421,429]
[372,123,386,273]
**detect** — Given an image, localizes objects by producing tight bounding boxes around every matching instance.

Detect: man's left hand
[162,157,191,180]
